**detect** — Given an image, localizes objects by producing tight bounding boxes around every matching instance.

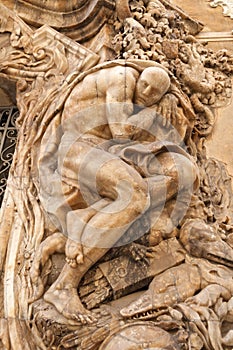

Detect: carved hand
[155,93,179,127]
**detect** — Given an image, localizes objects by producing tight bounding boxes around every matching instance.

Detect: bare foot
[44,286,96,324]
[29,232,66,301]
[65,238,84,267]
[31,232,66,281]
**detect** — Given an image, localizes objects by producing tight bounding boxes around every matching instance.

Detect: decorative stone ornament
[0,1,233,349]
[207,0,233,19]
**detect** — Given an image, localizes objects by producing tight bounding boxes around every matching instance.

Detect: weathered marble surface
[0,1,233,349]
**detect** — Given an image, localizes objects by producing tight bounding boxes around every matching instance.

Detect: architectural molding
[2,0,116,41]
[196,30,233,41]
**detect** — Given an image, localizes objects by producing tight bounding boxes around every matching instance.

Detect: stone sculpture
[0,0,233,349]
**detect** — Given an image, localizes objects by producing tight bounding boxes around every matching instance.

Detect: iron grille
[0,106,19,206]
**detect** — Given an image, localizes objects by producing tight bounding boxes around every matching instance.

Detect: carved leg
[148,151,198,244]
[149,201,178,246]
[44,255,105,324]
[148,152,198,205]
[65,198,110,268]
[44,156,149,323]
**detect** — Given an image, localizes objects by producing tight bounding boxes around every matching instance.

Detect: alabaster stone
[0,1,233,349]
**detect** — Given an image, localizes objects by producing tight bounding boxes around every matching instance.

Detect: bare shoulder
[98,65,139,83]
[111,65,139,80]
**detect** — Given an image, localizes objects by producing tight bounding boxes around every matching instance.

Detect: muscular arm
[127,107,156,129]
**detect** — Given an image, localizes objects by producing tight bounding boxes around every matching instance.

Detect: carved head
[180,219,233,267]
[134,67,170,107]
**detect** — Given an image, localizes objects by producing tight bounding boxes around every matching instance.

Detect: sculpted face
[134,67,170,107]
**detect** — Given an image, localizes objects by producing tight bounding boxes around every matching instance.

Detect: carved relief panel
[0,1,233,349]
